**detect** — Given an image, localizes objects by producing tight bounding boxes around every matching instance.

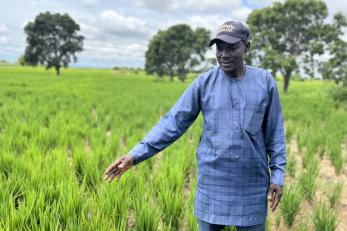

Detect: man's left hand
[267,183,282,212]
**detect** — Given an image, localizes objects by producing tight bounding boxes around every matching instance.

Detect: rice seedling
[329,181,343,208]
[286,151,296,178]
[134,196,161,231]
[280,183,303,227]
[298,156,319,201]
[313,201,338,231]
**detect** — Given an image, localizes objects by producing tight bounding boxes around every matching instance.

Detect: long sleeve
[129,78,201,165]
[263,74,286,186]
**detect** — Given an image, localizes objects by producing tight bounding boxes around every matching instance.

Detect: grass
[329,181,343,208]
[286,148,296,177]
[0,66,346,230]
[280,183,303,227]
[298,156,319,201]
[313,201,338,231]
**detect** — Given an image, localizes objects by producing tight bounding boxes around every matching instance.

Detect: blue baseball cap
[209,21,250,46]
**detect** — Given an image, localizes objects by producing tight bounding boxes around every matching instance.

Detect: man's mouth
[220,60,233,63]
[220,61,234,65]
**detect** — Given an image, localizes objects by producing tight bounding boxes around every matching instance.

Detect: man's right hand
[103,154,135,183]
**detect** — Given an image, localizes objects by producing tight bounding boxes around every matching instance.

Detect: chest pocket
[242,104,266,136]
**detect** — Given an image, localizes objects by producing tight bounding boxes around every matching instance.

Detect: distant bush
[328,85,347,103]
[0,60,10,65]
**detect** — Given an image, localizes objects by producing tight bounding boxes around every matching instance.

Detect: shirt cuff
[128,142,147,165]
[270,171,285,187]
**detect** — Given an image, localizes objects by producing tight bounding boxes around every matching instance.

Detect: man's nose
[220,50,232,57]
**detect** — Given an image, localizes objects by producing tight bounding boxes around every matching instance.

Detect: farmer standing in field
[104,20,286,231]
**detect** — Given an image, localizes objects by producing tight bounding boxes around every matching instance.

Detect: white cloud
[231,7,253,22]
[76,10,151,66]
[137,0,248,13]
[0,36,8,44]
[79,0,99,5]
[99,10,152,38]
[135,0,174,11]
[0,24,9,34]
[80,22,100,35]
[159,12,251,39]
[324,0,347,42]
[78,10,154,61]
[172,0,241,12]
[84,40,147,58]
[324,0,347,17]
[162,15,226,36]
[0,24,9,45]
[243,0,280,8]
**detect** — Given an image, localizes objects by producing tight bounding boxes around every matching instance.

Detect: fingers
[104,167,122,182]
[271,192,281,212]
[267,186,274,202]
[103,156,133,183]
[268,184,282,212]
[104,172,116,183]
[105,169,126,183]
[104,167,120,182]
[103,159,123,182]
[269,190,275,211]
[103,159,122,176]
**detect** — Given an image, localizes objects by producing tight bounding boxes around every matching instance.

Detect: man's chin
[220,66,236,73]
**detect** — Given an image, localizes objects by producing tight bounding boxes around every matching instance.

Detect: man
[104,20,286,231]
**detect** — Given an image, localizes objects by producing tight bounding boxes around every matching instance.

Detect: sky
[0,0,346,68]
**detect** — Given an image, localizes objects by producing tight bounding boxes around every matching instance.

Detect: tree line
[21,0,346,94]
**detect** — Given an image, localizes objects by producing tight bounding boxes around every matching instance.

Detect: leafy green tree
[24,12,84,75]
[145,24,210,82]
[321,40,347,87]
[320,13,347,87]
[246,0,344,92]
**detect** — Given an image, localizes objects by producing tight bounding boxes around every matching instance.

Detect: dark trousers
[198,219,265,231]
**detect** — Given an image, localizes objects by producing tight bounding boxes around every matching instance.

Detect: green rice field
[0,66,346,230]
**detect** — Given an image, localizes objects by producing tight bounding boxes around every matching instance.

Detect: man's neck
[226,64,246,79]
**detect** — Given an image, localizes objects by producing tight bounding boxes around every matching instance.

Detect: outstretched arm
[104,78,202,182]
[129,78,202,165]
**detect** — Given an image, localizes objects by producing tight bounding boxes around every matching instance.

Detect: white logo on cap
[219,23,234,33]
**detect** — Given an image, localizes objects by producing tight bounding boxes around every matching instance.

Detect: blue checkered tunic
[129,65,286,226]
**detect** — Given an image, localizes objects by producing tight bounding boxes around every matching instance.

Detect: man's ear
[245,42,251,52]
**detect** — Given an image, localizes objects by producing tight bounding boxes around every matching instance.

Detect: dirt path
[268,134,347,231]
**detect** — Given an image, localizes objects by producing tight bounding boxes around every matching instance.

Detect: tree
[24,12,84,75]
[145,24,210,82]
[246,0,344,92]
[320,13,347,87]
[321,40,347,87]
[17,55,27,66]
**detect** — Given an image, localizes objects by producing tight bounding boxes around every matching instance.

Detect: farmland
[0,66,346,230]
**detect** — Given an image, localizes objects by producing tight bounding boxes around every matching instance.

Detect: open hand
[103,155,135,183]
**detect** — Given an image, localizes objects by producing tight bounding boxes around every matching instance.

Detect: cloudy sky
[0,0,346,68]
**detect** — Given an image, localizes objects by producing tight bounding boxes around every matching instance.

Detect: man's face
[215,40,247,74]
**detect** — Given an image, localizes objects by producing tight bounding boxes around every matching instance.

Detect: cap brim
[208,35,241,47]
